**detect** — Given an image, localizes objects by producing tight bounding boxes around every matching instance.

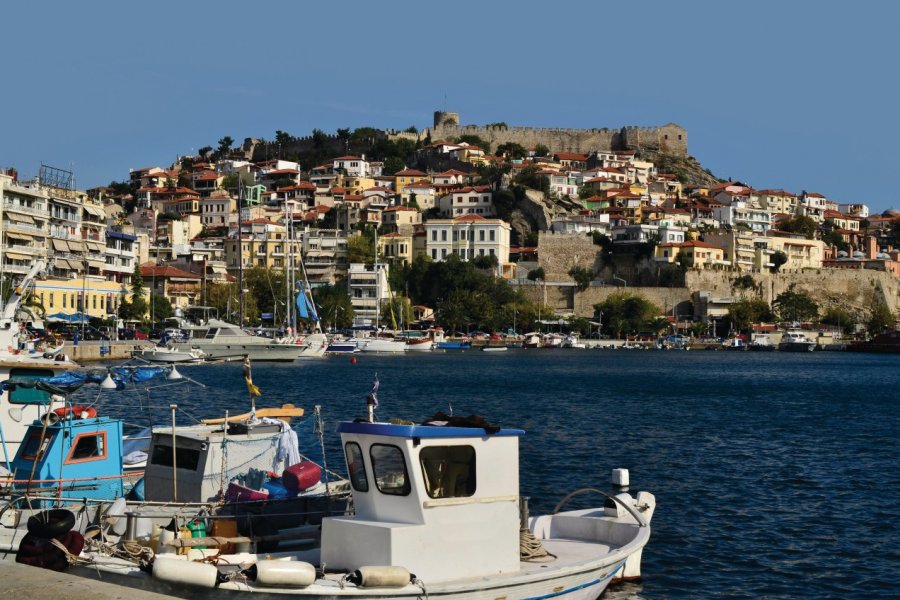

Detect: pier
[0,561,180,600]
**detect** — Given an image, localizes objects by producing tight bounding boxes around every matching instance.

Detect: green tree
[150,294,174,322]
[773,288,818,323]
[217,136,234,155]
[728,298,773,334]
[456,134,490,153]
[128,263,148,321]
[513,166,550,193]
[675,250,694,271]
[383,156,405,175]
[593,291,660,338]
[732,275,757,295]
[347,230,375,265]
[275,130,293,145]
[821,230,849,252]
[527,267,545,282]
[312,284,355,331]
[206,282,259,325]
[777,215,817,239]
[867,301,895,335]
[534,144,550,157]
[472,253,499,270]
[496,142,527,159]
[568,266,593,291]
[821,306,856,335]
[198,146,213,158]
[769,250,788,273]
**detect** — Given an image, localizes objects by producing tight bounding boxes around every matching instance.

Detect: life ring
[53,405,97,420]
[26,509,77,539]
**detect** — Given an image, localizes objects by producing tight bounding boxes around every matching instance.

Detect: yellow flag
[245,376,261,397]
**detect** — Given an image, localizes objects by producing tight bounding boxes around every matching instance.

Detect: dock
[0,560,180,600]
[65,340,153,362]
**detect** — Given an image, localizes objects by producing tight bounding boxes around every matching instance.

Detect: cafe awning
[51,239,70,252]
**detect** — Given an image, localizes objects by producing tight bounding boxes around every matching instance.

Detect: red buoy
[350,357,358,364]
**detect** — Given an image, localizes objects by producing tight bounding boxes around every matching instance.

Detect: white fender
[355,566,413,587]
[153,556,219,588]
[104,497,127,535]
[255,560,316,587]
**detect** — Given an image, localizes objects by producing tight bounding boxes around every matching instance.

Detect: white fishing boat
[482,345,508,352]
[522,332,542,348]
[0,260,77,469]
[63,408,655,599]
[359,336,408,354]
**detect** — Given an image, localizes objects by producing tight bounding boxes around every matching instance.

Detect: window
[345,442,368,492]
[441,230,447,242]
[441,249,447,259]
[419,445,476,498]
[67,431,107,463]
[370,444,410,496]
[489,230,495,241]
[431,249,437,259]
[21,432,51,462]
[150,443,202,471]
[479,230,485,241]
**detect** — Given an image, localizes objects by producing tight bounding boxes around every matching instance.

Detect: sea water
[80,350,899,598]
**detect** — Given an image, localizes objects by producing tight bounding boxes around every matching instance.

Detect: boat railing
[551,487,649,527]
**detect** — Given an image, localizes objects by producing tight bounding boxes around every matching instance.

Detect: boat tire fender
[347,566,414,588]
[27,509,77,538]
[255,560,316,587]
[153,556,220,588]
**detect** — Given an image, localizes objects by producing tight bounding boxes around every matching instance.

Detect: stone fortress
[245,110,689,161]
[387,111,688,157]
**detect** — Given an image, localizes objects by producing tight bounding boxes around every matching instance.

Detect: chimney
[867,236,877,260]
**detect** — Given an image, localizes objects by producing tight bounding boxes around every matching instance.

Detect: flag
[370,373,379,409]
[243,356,261,397]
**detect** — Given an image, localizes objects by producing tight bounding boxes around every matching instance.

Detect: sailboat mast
[373,225,379,332]
[237,183,244,327]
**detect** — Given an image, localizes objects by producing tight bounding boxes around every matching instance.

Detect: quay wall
[66,341,153,362]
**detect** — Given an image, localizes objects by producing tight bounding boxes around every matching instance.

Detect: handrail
[551,487,648,527]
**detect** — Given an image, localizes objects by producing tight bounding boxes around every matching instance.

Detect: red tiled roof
[140,265,201,279]
[395,169,428,177]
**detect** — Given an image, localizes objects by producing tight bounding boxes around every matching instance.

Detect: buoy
[350,357,358,364]
[100,372,117,390]
[153,556,219,588]
[53,405,97,420]
[255,560,316,587]
[105,497,128,536]
[167,365,183,380]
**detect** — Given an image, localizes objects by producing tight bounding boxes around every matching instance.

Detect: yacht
[778,329,817,352]
[168,314,306,361]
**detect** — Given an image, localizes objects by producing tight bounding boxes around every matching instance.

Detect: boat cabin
[322,420,524,582]
[141,421,285,503]
[9,413,124,502]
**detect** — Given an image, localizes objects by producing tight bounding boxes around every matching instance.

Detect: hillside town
[1,112,899,343]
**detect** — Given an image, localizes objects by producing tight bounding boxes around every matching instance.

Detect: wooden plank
[201,404,304,424]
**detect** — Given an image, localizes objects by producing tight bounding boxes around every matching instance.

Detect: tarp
[1,366,168,395]
[46,312,89,323]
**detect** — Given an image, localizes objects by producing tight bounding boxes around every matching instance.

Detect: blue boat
[435,340,471,350]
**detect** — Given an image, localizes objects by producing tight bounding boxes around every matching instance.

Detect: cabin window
[66,431,107,463]
[345,442,368,492]
[150,444,202,471]
[370,444,410,496]
[21,432,51,461]
[7,368,56,405]
[419,445,476,498]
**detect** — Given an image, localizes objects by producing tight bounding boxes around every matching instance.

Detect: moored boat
[63,408,655,599]
[778,329,817,352]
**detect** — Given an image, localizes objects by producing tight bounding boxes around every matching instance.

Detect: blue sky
[2,1,897,214]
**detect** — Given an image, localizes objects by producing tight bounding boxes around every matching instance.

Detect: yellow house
[394,169,430,194]
[31,277,146,320]
[655,241,727,269]
[377,232,415,267]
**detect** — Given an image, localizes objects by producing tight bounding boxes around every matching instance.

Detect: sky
[1,1,898,214]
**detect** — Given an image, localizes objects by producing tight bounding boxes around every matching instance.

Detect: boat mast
[237,183,244,327]
[373,225,379,333]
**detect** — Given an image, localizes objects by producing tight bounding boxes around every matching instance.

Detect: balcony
[0,244,44,256]
[1,200,49,218]
[0,262,30,274]
[3,221,47,236]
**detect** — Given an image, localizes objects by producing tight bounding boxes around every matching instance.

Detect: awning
[51,239,70,252]
[6,232,33,241]
[87,259,106,268]
[87,241,106,253]
[67,240,86,252]
[83,205,106,217]
[5,252,32,261]
[8,213,35,224]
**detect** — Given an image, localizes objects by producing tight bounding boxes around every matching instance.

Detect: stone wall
[537,231,601,280]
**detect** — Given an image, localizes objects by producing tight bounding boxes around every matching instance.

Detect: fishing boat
[846,329,900,353]
[0,370,349,556]
[324,338,359,354]
[777,329,817,352]
[521,332,542,348]
[0,260,78,470]
[482,346,508,352]
[63,406,655,599]
[748,333,776,352]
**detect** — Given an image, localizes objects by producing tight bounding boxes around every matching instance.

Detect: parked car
[119,328,148,340]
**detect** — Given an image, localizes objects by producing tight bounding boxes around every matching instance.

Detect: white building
[333,156,370,178]
[424,215,511,267]
[348,263,390,326]
[438,186,494,217]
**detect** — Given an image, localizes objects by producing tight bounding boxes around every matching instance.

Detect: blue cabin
[10,412,124,503]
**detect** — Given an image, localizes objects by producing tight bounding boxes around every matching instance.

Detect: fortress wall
[537,232,601,280]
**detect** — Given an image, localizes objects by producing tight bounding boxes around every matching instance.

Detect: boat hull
[777,342,816,352]
[168,342,302,361]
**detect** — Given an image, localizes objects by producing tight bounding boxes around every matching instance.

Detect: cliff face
[641,151,721,189]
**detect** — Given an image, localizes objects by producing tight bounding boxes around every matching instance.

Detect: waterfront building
[347,262,390,326]
[141,264,202,311]
[655,241,728,269]
[0,171,50,276]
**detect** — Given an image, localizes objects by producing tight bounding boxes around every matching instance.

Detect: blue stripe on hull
[522,562,624,600]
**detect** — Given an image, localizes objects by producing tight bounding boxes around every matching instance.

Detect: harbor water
[75,350,899,598]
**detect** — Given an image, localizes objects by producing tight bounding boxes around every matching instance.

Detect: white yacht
[169,316,306,362]
[778,329,817,352]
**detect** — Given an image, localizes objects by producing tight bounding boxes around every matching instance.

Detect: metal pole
[238,185,244,327]
[170,403,178,502]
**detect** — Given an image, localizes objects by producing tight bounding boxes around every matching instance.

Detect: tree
[514,166,550,193]
[891,218,900,246]
[456,134,490,153]
[206,282,259,325]
[675,250,694,271]
[773,288,818,323]
[534,144,550,157]
[568,266,593,291]
[347,230,375,265]
[128,263,148,321]
[198,146,213,158]
[527,267,545,282]
[727,298,773,334]
[821,306,856,335]
[769,250,788,273]
[383,156,405,175]
[217,136,234,155]
[593,291,660,338]
[732,275,757,295]
[150,294,174,322]
[821,231,849,252]
[777,215,817,239]
[496,142,527,159]
[312,284,354,331]
[867,301,895,335]
[275,130,292,146]
[472,253,499,270]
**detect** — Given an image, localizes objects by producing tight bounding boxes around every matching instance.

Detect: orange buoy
[53,406,97,420]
